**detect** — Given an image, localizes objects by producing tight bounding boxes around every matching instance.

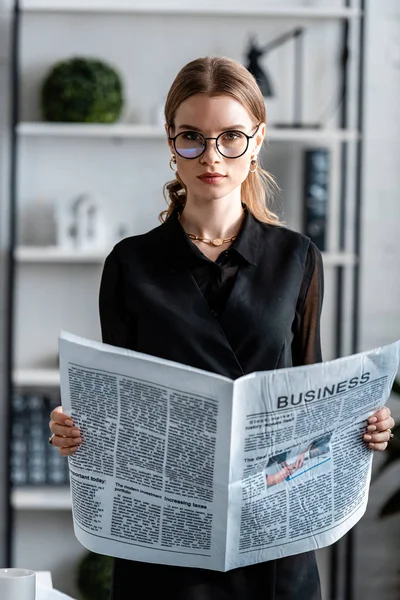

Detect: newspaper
[58,331,400,572]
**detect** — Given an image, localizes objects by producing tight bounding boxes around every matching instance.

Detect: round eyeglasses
[168,124,261,160]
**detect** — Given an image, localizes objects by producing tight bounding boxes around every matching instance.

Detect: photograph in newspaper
[58,331,400,572]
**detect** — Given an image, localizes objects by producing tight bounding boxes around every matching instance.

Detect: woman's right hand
[49,406,82,456]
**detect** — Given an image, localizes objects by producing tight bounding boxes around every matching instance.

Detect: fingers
[50,422,81,439]
[48,405,82,457]
[59,444,80,457]
[50,431,82,448]
[363,428,392,447]
[367,406,395,434]
[50,406,74,427]
[362,405,395,451]
[366,416,395,433]
[50,433,82,456]
[49,406,81,436]
[368,406,390,424]
[369,406,390,422]
[366,441,388,452]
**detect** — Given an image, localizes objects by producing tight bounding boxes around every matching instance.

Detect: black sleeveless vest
[101,210,311,381]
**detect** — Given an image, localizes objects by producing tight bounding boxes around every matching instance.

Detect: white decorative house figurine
[57,193,108,250]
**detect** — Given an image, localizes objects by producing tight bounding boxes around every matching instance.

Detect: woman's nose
[200,139,221,163]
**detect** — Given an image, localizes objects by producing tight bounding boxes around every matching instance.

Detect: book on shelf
[303,148,330,251]
[10,392,69,487]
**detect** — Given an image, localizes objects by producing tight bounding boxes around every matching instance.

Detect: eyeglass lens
[174,131,249,159]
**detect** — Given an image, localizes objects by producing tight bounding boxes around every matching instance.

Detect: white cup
[0,568,36,600]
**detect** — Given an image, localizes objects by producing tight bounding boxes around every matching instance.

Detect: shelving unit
[17,121,360,142]
[15,245,358,266]
[21,1,362,19]
[6,1,365,598]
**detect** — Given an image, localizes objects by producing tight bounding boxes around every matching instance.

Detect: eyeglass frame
[168,123,261,160]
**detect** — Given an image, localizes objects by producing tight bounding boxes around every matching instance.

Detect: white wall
[360,0,400,353]
[353,0,400,598]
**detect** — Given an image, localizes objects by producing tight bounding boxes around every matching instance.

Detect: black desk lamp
[246,28,320,129]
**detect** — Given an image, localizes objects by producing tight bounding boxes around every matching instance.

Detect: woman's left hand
[363,406,395,451]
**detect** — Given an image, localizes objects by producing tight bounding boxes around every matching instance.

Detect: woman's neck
[179,198,245,240]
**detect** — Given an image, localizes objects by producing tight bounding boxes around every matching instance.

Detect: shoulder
[107,221,167,261]
[259,220,307,245]
[260,221,319,257]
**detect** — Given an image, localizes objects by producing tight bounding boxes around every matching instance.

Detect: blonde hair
[160,56,283,225]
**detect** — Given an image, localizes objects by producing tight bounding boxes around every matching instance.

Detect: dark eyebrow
[176,124,248,132]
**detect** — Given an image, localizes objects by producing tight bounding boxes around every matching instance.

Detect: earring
[249,158,258,173]
[169,154,177,172]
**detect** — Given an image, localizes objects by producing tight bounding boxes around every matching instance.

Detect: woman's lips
[197,174,226,184]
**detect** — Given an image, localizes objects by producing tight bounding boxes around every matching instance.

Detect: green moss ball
[41,57,124,123]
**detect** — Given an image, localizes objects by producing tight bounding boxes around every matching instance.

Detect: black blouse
[176,209,324,367]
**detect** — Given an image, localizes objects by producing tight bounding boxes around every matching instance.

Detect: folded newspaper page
[58,331,400,571]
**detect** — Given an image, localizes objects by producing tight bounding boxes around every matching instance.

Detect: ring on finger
[48,433,56,445]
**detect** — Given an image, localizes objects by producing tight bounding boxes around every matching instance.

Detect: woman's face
[167,94,265,206]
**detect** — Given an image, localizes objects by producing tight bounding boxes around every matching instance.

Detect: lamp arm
[260,27,303,55]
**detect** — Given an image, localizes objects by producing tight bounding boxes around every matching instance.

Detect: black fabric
[100,209,324,600]
[174,209,323,367]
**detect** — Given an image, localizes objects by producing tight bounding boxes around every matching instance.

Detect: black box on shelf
[303,148,330,251]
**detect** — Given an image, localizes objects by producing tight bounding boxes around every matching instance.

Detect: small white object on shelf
[57,193,109,251]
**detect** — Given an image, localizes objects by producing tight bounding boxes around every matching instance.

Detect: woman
[49,56,395,600]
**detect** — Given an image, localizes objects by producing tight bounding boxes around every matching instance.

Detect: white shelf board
[12,486,71,510]
[13,368,60,387]
[21,1,362,19]
[17,122,165,138]
[15,246,107,263]
[266,128,359,143]
[17,122,359,143]
[321,252,357,267]
[15,246,357,266]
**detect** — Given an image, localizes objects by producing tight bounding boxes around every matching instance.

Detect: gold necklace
[186,233,237,247]
[177,212,240,247]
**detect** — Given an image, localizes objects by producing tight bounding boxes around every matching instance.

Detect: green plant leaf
[379,489,400,518]
[77,551,113,600]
